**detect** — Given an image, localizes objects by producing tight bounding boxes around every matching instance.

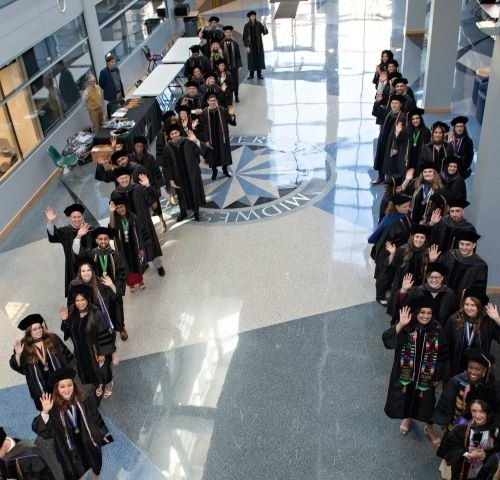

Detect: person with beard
[9,314,74,411]
[430,199,475,253]
[372,94,406,184]
[419,121,454,173]
[200,93,236,180]
[201,16,224,57]
[110,168,165,276]
[382,298,449,444]
[369,193,412,305]
[0,427,55,479]
[372,49,394,85]
[175,81,203,119]
[60,285,115,398]
[396,108,431,176]
[200,72,225,107]
[392,78,416,113]
[183,45,211,79]
[45,204,93,297]
[385,224,441,314]
[438,389,500,479]
[440,156,467,203]
[243,11,269,79]
[439,230,488,294]
[160,124,206,222]
[32,368,112,480]
[128,136,167,233]
[221,26,242,102]
[390,264,458,326]
[72,227,128,341]
[108,197,148,291]
[95,149,141,183]
[448,116,474,179]
[445,289,500,380]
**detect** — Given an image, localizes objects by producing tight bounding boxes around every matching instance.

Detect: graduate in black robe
[419,121,454,173]
[175,81,204,119]
[430,199,475,254]
[392,78,416,113]
[9,314,73,411]
[372,94,406,184]
[161,124,206,222]
[448,116,474,179]
[32,368,111,480]
[441,156,467,203]
[183,45,212,78]
[0,427,55,480]
[200,94,236,180]
[201,16,225,56]
[382,297,449,442]
[445,289,500,380]
[45,204,93,296]
[221,26,242,102]
[439,230,488,295]
[110,167,164,276]
[243,11,268,79]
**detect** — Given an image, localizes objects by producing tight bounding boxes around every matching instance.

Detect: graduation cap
[166,123,183,135]
[74,256,97,274]
[410,296,434,311]
[204,92,219,102]
[384,174,404,187]
[443,155,462,166]
[448,198,470,209]
[388,72,402,81]
[68,283,93,301]
[113,167,132,180]
[463,287,489,307]
[389,94,405,104]
[111,196,128,207]
[133,135,147,145]
[411,224,431,237]
[420,161,438,172]
[185,80,199,89]
[223,25,234,31]
[110,151,129,165]
[408,108,425,119]
[177,105,192,115]
[393,77,408,86]
[387,59,399,68]
[204,71,217,80]
[456,230,481,243]
[0,427,5,445]
[391,194,412,205]
[464,348,496,369]
[48,367,76,389]
[162,110,176,122]
[247,10,257,17]
[426,263,448,277]
[189,45,201,53]
[208,16,220,22]
[93,226,113,240]
[451,115,469,126]
[465,385,497,411]
[215,59,228,67]
[18,313,46,331]
[429,192,448,209]
[431,121,450,133]
[63,204,85,216]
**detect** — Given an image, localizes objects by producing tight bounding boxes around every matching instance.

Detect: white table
[162,37,200,64]
[132,64,183,97]
[477,0,500,20]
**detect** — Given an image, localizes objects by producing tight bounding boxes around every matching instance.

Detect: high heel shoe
[399,418,411,435]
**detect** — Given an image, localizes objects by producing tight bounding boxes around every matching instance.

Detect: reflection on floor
[0,0,490,478]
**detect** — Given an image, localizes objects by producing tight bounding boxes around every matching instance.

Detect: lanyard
[98,255,108,275]
[121,218,129,231]
[66,405,80,434]
[35,343,48,372]
[412,130,420,147]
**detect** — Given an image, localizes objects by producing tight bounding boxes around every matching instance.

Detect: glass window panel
[30,69,64,135]
[6,87,43,158]
[0,106,21,179]
[96,0,130,26]
[0,59,28,96]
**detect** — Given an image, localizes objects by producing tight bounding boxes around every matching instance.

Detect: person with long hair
[448,116,474,179]
[382,298,449,445]
[441,156,467,204]
[32,368,111,480]
[445,289,500,380]
[60,284,115,399]
[373,49,394,85]
[419,121,454,173]
[9,314,73,411]
[215,60,234,106]
[177,105,200,138]
[438,390,500,480]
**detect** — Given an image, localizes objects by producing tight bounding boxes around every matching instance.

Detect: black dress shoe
[235,96,240,103]
[211,171,217,180]
[157,267,165,277]
[247,74,254,79]
[371,178,383,185]
[176,213,187,222]
[257,74,264,79]
[223,170,232,178]
[194,212,200,221]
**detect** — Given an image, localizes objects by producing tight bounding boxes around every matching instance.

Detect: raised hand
[401,273,414,292]
[395,122,404,134]
[405,169,414,182]
[45,207,57,224]
[101,275,115,289]
[385,241,396,255]
[428,244,441,262]
[110,136,117,150]
[138,173,150,188]
[14,340,24,355]
[399,305,412,327]
[192,119,199,129]
[186,129,198,144]
[40,393,53,413]
[227,105,235,116]
[221,83,227,92]
[76,223,91,239]
[59,306,69,321]
[169,180,180,189]
[109,201,116,213]
[486,303,500,323]
[430,208,441,226]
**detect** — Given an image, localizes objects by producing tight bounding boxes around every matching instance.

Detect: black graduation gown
[161,137,206,212]
[61,305,114,386]
[392,284,458,326]
[199,84,225,107]
[183,54,212,77]
[439,250,488,294]
[445,314,500,379]
[200,106,236,168]
[32,386,108,478]
[109,212,147,277]
[9,334,74,410]
[47,225,92,297]
[243,21,268,71]
[222,39,242,96]
[1,439,55,479]
[382,320,449,422]
[129,152,164,190]
[175,94,203,117]
[217,71,234,106]
[95,160,140,183]
[396,125,431,174]
[110,184,162,262]
[373,107,406,176]
[449,135,474,177]
[407,182,447,225]
[431,216,476,254]
[419,142,454,173]
[441,172,467,203]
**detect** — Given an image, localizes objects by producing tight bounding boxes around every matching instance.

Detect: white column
[81,0,105,76]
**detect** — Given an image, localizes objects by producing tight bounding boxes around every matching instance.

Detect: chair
[142,45,163,74]
[48,145,78,170]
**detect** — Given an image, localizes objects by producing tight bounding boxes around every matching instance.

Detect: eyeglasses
[428,275,443,280]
